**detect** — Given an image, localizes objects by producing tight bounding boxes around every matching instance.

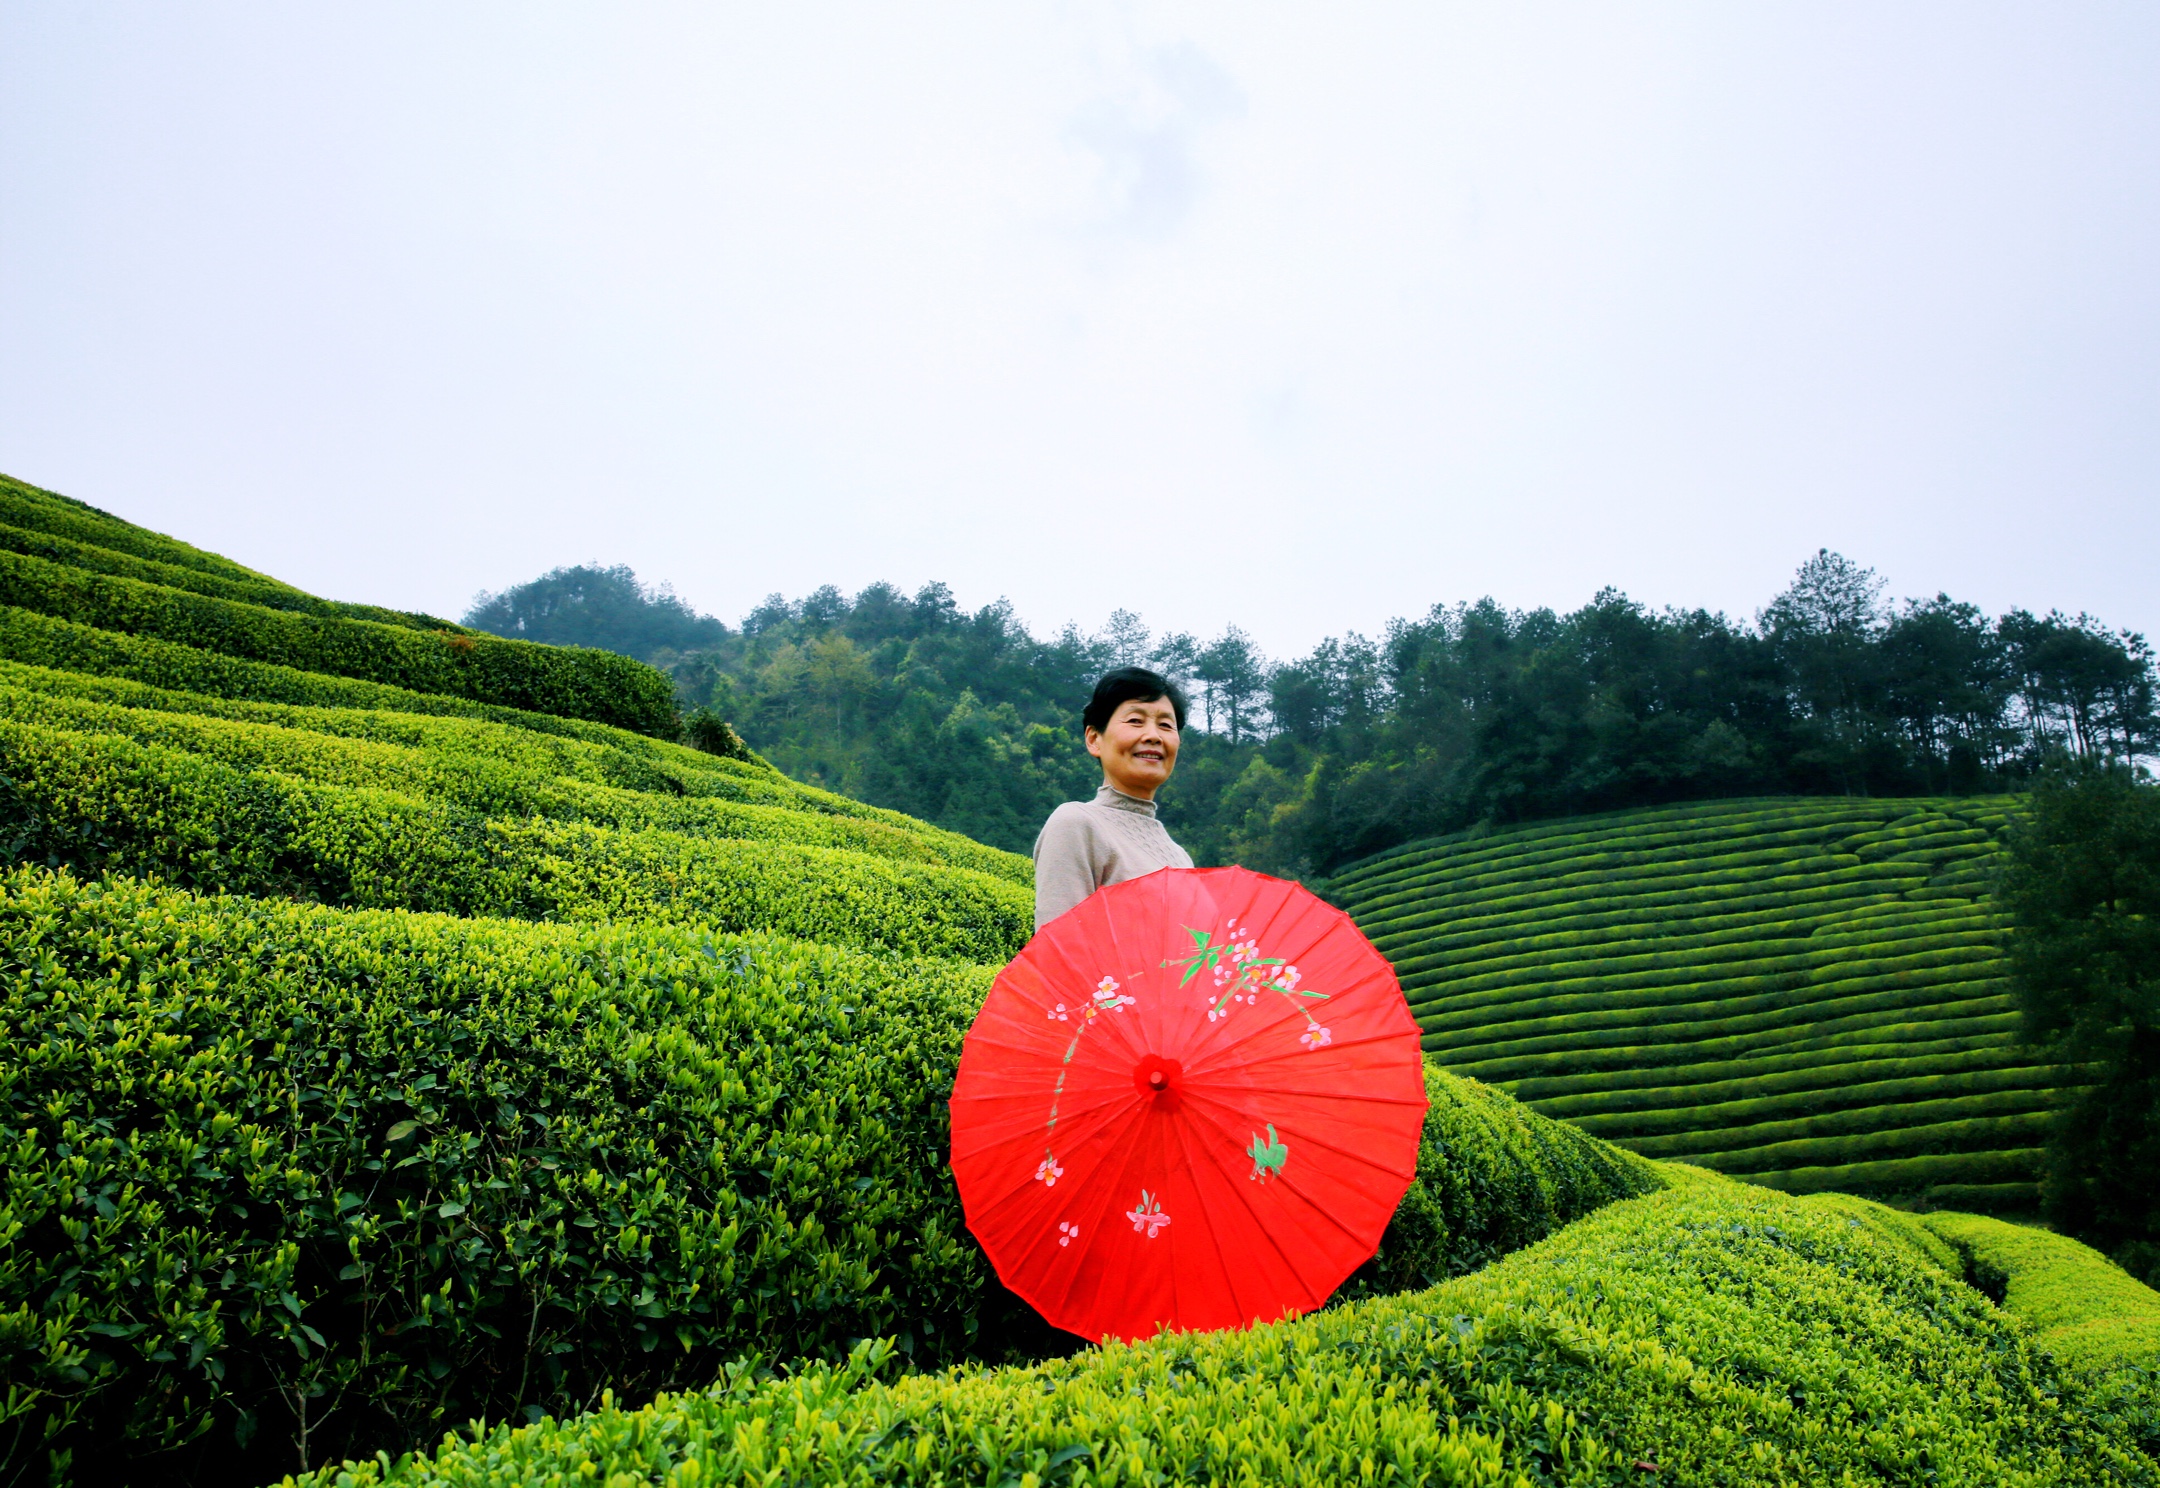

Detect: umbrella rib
[1192,1084,1425,1174]
[1175,1095,1345,1309]
[1192,1026,1424,1084]
[1167,1097,1303,1327]
[1181,1088,1423,1181]
[1185,1008,1417,1073]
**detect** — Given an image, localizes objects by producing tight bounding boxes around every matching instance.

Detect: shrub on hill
[0,646,1035,868]
[287,1178,2160,1488]
[1922,1211,2160,1377]
[0,869,1658,1486]
[0,719,1032,958]
[0,549,678,733]
[0,606,690,746]
[0,518,456,633]
[0,474,294,591]
[0,668,1033,885]
[1328,796,2067,1211]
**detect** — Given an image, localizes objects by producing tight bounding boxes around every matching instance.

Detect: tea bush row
[0,867,1659,1485]
[1562,1063,2069,1140]
[289,1178,2160,1488]
[0,548,678,733]
[1740,1148,2046,1197]
[1501,1027,2026,1097]
[0,517,451,633]
[0,718,1033,959]
[1329,796,1892,901]
[0,474,294,591]
[1344,809,1902,926]
[0,642,1030,878]
[1347,799,1987,915]
[1516,1032,2026,1105]
[1331,797,2062,1208]
[1920,1211,2160,1377]
[0,674,1030,883]
[0,606,693,746]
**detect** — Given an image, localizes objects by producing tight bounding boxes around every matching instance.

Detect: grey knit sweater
[1030,783,1194,932]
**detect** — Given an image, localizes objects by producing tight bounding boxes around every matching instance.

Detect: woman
[1032,667,1194,931]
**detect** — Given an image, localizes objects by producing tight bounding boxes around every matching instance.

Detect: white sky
[3,4,2155,660]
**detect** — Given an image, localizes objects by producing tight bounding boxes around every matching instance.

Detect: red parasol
[949,865,1428,1343]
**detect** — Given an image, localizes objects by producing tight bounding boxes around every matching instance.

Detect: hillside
[1328,794,2054,1211]
[0,473,1031,959]
[1,475,2153,1486]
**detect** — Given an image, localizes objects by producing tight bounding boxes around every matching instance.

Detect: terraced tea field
[1328,796,2062,1212]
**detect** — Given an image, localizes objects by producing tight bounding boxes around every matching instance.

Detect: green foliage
[1331,796,2069,1209]
[0,716,1033,959]
[0,867,1654,1484]
[0,516,454,633]
[0,548,679,733]
[1922,1211,2160,1375]
[1344,1068,1664,1297]
[292,1178,2160,1488]
[0,663,1032,884]
[465,564,728,657]
[0,473,296,591]
[0,867,1012,1483]
[460,552,2160,872]
[0,605,693,748]
[1999,761,2160,1266]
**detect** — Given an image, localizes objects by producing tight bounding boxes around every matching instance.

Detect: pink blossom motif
[1035,1154,1064,1187]
[1091,976,1136,1014]
[1056,1221,1080,1248]
[1169,923,1333,1027]
[1047,1003,1069,1022]
[1299,1022,1332,1050]
[1125,1189,1171,1239]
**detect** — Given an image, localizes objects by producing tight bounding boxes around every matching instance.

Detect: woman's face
[1086,695,1182,800]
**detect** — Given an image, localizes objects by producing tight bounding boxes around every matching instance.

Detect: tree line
[465,551,2157,875]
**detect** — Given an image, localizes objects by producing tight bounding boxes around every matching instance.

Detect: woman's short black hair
[1085,667,1188,733]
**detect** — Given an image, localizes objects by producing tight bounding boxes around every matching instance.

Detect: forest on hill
[466,550,2159,873]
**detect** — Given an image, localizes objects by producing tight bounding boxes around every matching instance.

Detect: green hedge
[0,718,1033,959]
[1331,797,2058,1207]
[0,868,1656,1485]
[1742,1147,2045,1196]
[0,638,1032,878]
[0,473,291,589]
[1460,1019,2030,1092]
[1567,1065,2068,1140]
[1678,1111,2056,1173]
[1343,1068,1663,1297]
[0,608,687,746]
[1520,1037,2040,1111]
[0,549,678,733]
[289,1178,2158,1488]
[1922,1211,2160,1376]
[0,518,451,632]
[0,676,1032,884]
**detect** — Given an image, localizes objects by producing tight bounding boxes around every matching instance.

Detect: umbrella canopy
[949,865,1428,1343]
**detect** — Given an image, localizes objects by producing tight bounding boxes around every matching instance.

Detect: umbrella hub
[1132,1054,1185,1109]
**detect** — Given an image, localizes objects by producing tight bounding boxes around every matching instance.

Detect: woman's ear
[1084,726,1103,759]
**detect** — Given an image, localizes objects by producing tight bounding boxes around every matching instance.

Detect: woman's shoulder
[1041,798,1101,831]
[1035,798,1101,848]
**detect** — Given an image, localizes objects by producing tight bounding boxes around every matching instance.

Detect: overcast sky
[3,4,2155,659]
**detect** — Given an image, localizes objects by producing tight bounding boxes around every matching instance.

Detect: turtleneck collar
[1094,782,1160,818]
